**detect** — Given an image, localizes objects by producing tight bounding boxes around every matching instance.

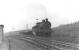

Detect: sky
[0,0,79,32]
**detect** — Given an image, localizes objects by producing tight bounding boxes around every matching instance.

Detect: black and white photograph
[0,0,79,50]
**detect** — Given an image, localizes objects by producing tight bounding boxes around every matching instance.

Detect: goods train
[32,18,52,37]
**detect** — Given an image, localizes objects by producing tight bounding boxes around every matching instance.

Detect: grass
[51,23,79,44]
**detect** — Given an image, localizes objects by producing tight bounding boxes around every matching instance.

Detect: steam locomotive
[32,18,52,37]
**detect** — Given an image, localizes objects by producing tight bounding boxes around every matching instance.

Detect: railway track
[21,37,60,50]
[20,35,79,48]
[31,36,79,48]
[19,36,78,50]
[10,34,79,50]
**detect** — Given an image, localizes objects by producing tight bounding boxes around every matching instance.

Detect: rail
[21,36,78,50]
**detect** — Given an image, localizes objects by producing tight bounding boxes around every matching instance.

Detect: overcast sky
[0,0,79,32]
